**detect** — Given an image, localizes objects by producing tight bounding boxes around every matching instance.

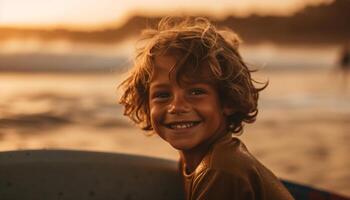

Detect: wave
[0,92,131,134]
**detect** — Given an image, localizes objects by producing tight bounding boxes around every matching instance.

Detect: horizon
[0,0,332,31]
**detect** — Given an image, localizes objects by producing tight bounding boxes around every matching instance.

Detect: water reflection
[0,38,341,72]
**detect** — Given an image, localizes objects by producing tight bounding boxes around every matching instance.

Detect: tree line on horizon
[0,0,349,45]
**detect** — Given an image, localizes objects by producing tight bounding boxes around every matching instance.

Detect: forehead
[153,55,176,76]
[152,54,215,85]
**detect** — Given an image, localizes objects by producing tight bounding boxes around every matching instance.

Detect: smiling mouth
[165,121,201,129]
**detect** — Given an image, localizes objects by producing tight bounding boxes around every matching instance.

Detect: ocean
[0,39,349,147]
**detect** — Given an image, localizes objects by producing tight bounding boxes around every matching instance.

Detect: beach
[0,69,349,196]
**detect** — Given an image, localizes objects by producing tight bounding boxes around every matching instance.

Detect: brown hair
[119,16,267,134]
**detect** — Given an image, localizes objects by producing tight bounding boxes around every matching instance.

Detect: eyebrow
[179,79,215,86]
[150,81,214,92]
[150,83,170,90]
[187,79,213,84]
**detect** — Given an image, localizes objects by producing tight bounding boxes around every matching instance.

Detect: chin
[169,141,196,151]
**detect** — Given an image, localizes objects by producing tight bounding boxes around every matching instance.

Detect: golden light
[0,0,332,30]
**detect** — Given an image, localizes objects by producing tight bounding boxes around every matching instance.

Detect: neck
[179,144,210,174]
[179,132,229,174]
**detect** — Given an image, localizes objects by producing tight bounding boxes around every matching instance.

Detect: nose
[167,92,191,114]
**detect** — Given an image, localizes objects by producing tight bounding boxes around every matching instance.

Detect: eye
[152,91,170,99]
[189,88,206,96]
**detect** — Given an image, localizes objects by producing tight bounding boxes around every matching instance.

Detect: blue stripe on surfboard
[282,180,350,200]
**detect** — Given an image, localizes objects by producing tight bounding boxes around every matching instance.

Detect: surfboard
[0,150,348,200]
[0,150,184,200]
[282,180,349,200]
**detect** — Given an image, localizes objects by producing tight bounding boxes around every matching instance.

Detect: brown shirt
[182,135,294,200]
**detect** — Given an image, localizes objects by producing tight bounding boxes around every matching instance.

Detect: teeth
[169,122,196,129]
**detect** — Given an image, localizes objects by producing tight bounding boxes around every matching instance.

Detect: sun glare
[0,0,332,30]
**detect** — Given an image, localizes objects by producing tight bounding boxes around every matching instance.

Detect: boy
[119,17,294,200]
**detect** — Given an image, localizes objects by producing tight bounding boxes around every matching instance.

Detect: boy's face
[149,55,232,151]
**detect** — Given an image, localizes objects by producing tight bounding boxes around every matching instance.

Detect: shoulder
[192,168,255,200]
[206,137,259,176]
[192,136,295,200]
[191,137,260,198]
[192,168,294,200]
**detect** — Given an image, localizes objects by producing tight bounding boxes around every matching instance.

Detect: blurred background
[0,0,349,197]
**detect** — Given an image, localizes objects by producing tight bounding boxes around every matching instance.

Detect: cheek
[196,98,222,113]
[149,107,166,138]
[149,107,157,124]
[195,98,225,123]
[149,105,163,127]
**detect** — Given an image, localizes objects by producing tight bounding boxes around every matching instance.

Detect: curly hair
[119,16,267,134]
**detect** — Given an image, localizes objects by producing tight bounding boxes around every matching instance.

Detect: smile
[166,121,201,129]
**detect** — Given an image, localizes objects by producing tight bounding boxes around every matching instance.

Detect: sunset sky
[0,0,332,30]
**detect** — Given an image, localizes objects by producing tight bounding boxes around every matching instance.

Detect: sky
[0,0,332,30]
